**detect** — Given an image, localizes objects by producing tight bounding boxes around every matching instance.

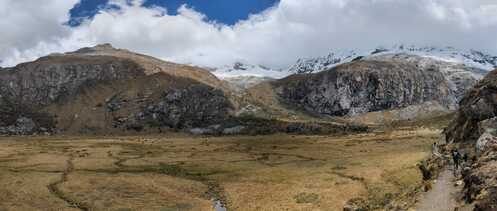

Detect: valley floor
[0,128,439,211]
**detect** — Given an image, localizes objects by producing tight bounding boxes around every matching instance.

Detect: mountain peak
[209,62,287,79]
[288,45,497,74]
[92,43,115,50]
[70,43,119,55]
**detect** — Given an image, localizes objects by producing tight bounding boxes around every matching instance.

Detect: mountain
[0,44,233,135]
[221,75,276,92]
[0,44,364,135]
[442,69,497,210]
[1,43,491,134]
[206,62,285,92]
[288,50,361,74]
[209,62,287,79]
[288,45,497,74]
[206,45,495,95]
[262,53,486,123]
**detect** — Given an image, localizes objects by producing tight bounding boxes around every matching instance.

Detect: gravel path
[414,169,462,211]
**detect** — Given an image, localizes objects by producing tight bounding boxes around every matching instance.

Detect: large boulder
[0,117,37,135]
[475,118,497,155]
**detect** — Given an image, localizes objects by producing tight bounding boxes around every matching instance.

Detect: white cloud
[0,0,79,66]
[1,0,497,68]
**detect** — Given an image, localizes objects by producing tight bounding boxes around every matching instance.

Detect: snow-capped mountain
[288,45,497,74]
[209,62,288,79]
[206,62,286,91]
[209,45,497,79]
[206,45,497,91]
[288,50,361,74]
[364,53,487,101]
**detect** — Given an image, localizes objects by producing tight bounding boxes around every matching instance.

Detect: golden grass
[0,128,438,210]
[0,171,79,211]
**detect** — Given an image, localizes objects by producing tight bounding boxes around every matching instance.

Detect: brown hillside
[0,44,232,135]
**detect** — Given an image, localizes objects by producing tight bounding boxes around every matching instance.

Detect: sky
[69,0,279,26]
[1,0,497,68]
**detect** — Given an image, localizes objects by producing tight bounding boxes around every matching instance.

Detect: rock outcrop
[443,69,497,210]
[445,70,497,144]
[121,84,231,130]
[0,117,39,135]
[273,54,484,120]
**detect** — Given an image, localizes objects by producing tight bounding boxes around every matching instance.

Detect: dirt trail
[414,169,462,211]
[47,154,90,211]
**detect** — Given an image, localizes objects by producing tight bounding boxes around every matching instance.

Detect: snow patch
[288,45,497,74]
[209,62,288,79]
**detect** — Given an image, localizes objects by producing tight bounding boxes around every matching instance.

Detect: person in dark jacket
[452,149,461,175]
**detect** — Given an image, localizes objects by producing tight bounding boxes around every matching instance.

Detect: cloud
[1,0,497,68]
[0,0,80,66]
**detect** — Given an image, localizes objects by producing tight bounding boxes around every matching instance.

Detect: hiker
[452,149,461,175]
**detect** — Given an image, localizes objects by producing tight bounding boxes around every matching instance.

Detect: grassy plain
[0,128,439,211]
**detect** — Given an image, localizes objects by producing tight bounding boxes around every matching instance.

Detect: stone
[343,198,367,211]
[0,117,36,135]
[476,132,497,156]
[189,128,214,135]
[222,126,246,135]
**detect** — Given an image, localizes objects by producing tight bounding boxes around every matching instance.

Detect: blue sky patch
[68,0,279,26]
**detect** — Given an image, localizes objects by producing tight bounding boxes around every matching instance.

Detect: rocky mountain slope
[207,46,495,94]
[288,45,497,74]
[264,54,485,122]
[0,44,233,135]
[0,44,365,135]
[445,69,497,145]
[442,69,497,210]
[0,43,490,135]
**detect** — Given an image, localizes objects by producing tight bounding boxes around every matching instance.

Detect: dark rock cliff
[445,70,497,144]
[274,56,471,117]
[443,69,497,210]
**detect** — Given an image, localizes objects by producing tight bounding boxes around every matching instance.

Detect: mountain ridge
[289,45,497,74]
[205,45,496,93]
[0,44,365,135]
[247,53,486,125]
[288,45,497,73]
